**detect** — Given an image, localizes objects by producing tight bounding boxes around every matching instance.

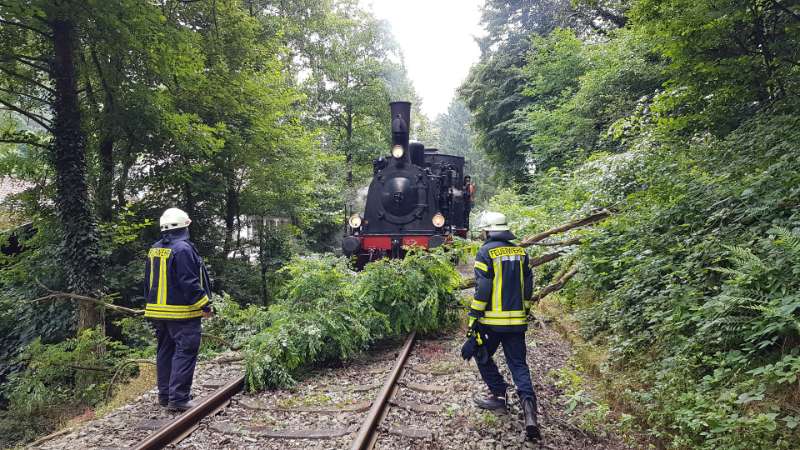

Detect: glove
[461,318,490,364]
[461,333,478,361]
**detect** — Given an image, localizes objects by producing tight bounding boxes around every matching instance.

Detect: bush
[490,114,800,448]
[0,328,133,446]
[243,249,461,390]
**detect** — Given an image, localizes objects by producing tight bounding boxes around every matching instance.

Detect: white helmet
[478,211,510,232]
[160,207,191,231]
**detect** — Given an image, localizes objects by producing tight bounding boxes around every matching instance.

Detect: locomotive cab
[343,101,471,267]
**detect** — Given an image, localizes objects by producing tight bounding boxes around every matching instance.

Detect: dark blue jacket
[143,228,211,320]
[468,230,533,332]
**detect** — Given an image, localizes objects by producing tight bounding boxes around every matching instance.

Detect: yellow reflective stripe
[479,317,528,326]
[492,259,502,312]
[144,308,204,319]
[470,299,488,311]
[145,296,208,312]
[148,256,154,291]
[519,259,524,300]
[158,255,168,305]
[474,261,488,272]
[483,310,527,318]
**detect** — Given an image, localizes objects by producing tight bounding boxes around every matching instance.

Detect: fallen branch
[32,280,144,316]
[202,333,241,351]
[200,355,245,365]
[533,236,583,247]
[25,427,74,449]
[530,250,566,267]
[31,292,144,316]
[459,277,476,290]
[70,364,111,373]
[520,210,610,247]
[532,266,579,302]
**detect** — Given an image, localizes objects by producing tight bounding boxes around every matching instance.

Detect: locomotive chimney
[390,101,411,156]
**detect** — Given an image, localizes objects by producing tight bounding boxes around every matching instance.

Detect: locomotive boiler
[342,101,472,267]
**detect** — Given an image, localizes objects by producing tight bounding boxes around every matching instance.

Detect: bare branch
[520,210,611,247]
[0,137,49,149]
[533,236,583,247]
[0,98,52,131]
[769,0,800,21]
[0,18,51,38]
[7,55,50,73]
[530,250,566,267]
[459,277,476,290]
[532,266,579,302]
[0,85,49,104]
[0,66,55,94]
[201,333,241,350]
[30,292,144,316]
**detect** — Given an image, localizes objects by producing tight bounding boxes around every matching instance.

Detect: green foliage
[471,0,800,446]
[0,328,132,446]
[432,99,497,205]
[243,250,460,391]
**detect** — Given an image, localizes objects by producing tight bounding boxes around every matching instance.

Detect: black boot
[473,391,507,410]
[168,399,198,411]
[522,397,541,441]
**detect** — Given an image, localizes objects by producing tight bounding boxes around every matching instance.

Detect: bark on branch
[31,290,144,316]
[533,236,583,247]
[530,250,566,267]
[519,210,610,247]
[532,266,579,302]
[458,210,608,291]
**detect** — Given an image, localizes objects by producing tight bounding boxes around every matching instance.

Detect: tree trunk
[115,142,133,210]
[222,167,237,258]
[50,19,105,333]
[258,218,268,306]
[91,49,117,221]
[345,104,353,187]
[97,137,114,221]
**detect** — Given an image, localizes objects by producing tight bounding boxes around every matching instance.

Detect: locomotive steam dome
[380,176,417,217]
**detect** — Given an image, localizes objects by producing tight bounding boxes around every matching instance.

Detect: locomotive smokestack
[390,101,411,154]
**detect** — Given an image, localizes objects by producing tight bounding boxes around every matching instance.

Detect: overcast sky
[361,0,484,119]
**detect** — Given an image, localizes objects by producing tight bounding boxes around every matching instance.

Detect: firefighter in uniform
[468,211,540,440]
[144,208,212,411]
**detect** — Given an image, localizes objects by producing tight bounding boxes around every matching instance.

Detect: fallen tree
[460,210,611,301]
[519,209,610,247]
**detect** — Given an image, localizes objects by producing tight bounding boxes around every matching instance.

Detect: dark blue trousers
[475,331,536,402]
[152,319,201,403]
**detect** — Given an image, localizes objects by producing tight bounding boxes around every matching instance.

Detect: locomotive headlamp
[391,144,404,159]
[432,212,445,228]
[348,213,363,229]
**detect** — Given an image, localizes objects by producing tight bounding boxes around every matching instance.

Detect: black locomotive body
[343,101,471,267]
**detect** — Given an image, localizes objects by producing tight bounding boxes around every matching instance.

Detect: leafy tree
[433,99,496,204]
[302,3,395,188]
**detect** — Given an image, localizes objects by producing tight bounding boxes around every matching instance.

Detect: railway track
[131,331,432,450]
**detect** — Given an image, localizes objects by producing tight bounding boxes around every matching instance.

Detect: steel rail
[350,331,417,450]
[132,375,245,450]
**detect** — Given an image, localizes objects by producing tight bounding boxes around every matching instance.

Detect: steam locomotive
[342,101,472,267]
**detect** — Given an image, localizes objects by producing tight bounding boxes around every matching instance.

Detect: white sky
[361,0,484,119]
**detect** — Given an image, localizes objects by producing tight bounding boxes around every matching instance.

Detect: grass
[95,363,157,416]
[536,295,655,448]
